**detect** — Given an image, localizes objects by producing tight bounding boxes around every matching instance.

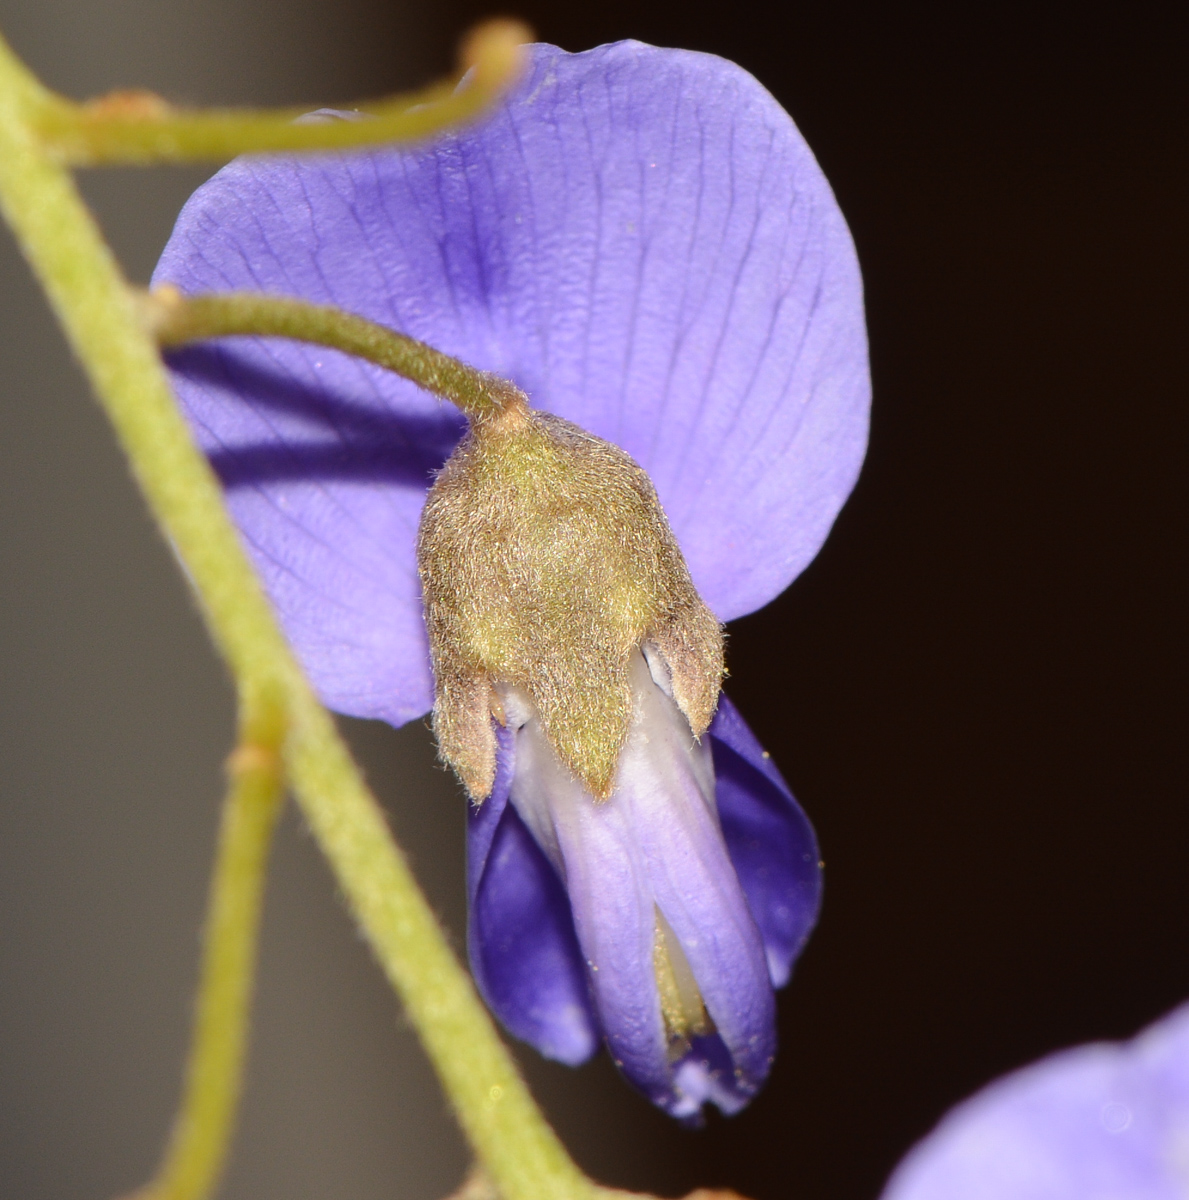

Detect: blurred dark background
[0,2,1184,1199]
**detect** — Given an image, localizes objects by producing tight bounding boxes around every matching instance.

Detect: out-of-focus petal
[881,1002,1189,1200]
[466,723,599,1066]
[708,695,823,986]
[153,40,868,721]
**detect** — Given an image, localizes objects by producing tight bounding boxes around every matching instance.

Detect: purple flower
[154,41,868,1118]
[881,1002,1189,1200]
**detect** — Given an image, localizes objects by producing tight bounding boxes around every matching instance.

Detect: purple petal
[881,1002,1189,1200]
[154,40,868,721]
[709,694,823,986]
[466,723,599,1066]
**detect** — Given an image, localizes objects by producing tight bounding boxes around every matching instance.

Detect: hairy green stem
[33,19,531,165]
[0,28,592,1200]
[134,691,286,1200]
[143,287,528,421]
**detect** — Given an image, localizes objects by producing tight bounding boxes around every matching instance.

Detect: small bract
[155,40,869,1118]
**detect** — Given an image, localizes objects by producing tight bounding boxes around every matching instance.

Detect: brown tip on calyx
[586,761,618,804]
[650,602,726,741]
[452,725,497,801]
[431,671,499,802]
[575,722,633,803]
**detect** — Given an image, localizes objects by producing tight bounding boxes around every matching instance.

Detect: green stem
[285,699,590,1200]
[0,30,592,1200]
[135,691,286,1200]
[143,287,527,421]
[30,20,531,165]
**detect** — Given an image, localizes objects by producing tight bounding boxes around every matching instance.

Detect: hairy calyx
[417,403,724,800]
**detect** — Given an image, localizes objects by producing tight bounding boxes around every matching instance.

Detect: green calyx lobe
[418,402,724,801]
